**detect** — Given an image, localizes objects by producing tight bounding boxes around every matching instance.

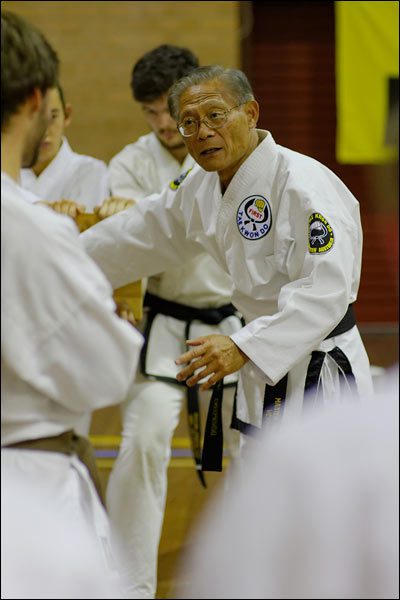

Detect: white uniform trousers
[106,372,240,599]
[2,448,122,597]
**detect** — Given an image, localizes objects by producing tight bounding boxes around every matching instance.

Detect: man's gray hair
[168,65,255,120]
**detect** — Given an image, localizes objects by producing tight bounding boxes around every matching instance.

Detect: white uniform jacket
[20,137,110,210]
[82,131,373,428]
[1,172,143,445]
[109,133,240,383]
[109,132,234,308]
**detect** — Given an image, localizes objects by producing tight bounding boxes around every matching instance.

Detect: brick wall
[3,1,240,162]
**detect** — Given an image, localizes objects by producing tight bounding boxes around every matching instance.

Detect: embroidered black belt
[141,292,241,487]
[202,303,357,472]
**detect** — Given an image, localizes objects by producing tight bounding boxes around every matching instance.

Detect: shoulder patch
[169,168,192,191]
[308,212,334,254]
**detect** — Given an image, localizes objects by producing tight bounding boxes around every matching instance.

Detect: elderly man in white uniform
[20,82,110,213]
[82,66,373,473]
[1,9,143,591]
[97,46,241,600]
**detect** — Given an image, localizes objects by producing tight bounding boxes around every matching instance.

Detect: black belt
[141,292,240,487]
[143,292,238,325]
[304,346,356,406]
[203,304,357,471]
[324,303,355,339]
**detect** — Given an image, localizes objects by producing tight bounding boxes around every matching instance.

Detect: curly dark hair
[1,10,59,129]
[131,44,199,103]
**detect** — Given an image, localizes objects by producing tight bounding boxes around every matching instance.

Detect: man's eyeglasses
[177,104,244,137]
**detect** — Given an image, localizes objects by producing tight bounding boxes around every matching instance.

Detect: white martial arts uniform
[106,132,241,599]
[82,130,373,431]
[2,470,123,599]
[20,136,110,210]
[20,136,111,436]
[175,367,399,600]
[1,172,143,587]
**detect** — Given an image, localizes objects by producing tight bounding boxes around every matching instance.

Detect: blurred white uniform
[20,136,110,210]
[176,368,399,599]
[20,136,111,436]
[82,130,373,431]
[1,172,143,585]
[106,132,241,599]
[2,468,123,599]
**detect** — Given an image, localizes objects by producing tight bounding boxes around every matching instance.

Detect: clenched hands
[94,196,135,220]
[38,199,86,218]
[39,196,135,221]
[175,334,249,391]
[114,299,137,328]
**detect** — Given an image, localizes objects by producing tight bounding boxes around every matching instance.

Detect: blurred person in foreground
[1,474,122,599]
[1,10,143,596]
[82,65,373,456]
[19,81,111,438]
[174,366,399,599]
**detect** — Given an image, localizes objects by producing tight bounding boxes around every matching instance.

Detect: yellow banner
[335,1,399,163]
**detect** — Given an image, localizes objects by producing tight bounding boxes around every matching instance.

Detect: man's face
[141,93,185,152]
[35,87,69,166]
[177,81,259,183]
[22,90,52,169]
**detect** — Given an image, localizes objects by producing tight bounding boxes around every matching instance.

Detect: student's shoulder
[72,151,107,168]
[168,163,207,193]
[70,151,108,177]
[3,187,78,256]
[110,133,155,162]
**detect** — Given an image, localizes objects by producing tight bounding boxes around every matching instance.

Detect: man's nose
[197,120,215,139]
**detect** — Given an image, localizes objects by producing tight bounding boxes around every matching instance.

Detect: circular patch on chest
[236,195,272,240]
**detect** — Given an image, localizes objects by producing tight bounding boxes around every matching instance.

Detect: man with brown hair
[20,82,110,217]
[1,10,143,590]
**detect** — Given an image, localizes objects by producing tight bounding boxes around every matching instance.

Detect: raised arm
[81,186,202,289]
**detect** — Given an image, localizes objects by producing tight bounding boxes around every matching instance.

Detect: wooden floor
[91,329,398,598]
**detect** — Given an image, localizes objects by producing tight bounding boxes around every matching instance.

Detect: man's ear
[26,88,44,116]
[245,99,259,129]
[64,103,72,128]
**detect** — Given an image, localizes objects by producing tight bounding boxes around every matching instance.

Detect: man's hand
[38,199,86,218]
[114,300,137,327]
[94,196,135,220]
[175,334,249,391]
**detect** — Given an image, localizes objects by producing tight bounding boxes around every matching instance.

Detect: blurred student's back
[176,368,399,599]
